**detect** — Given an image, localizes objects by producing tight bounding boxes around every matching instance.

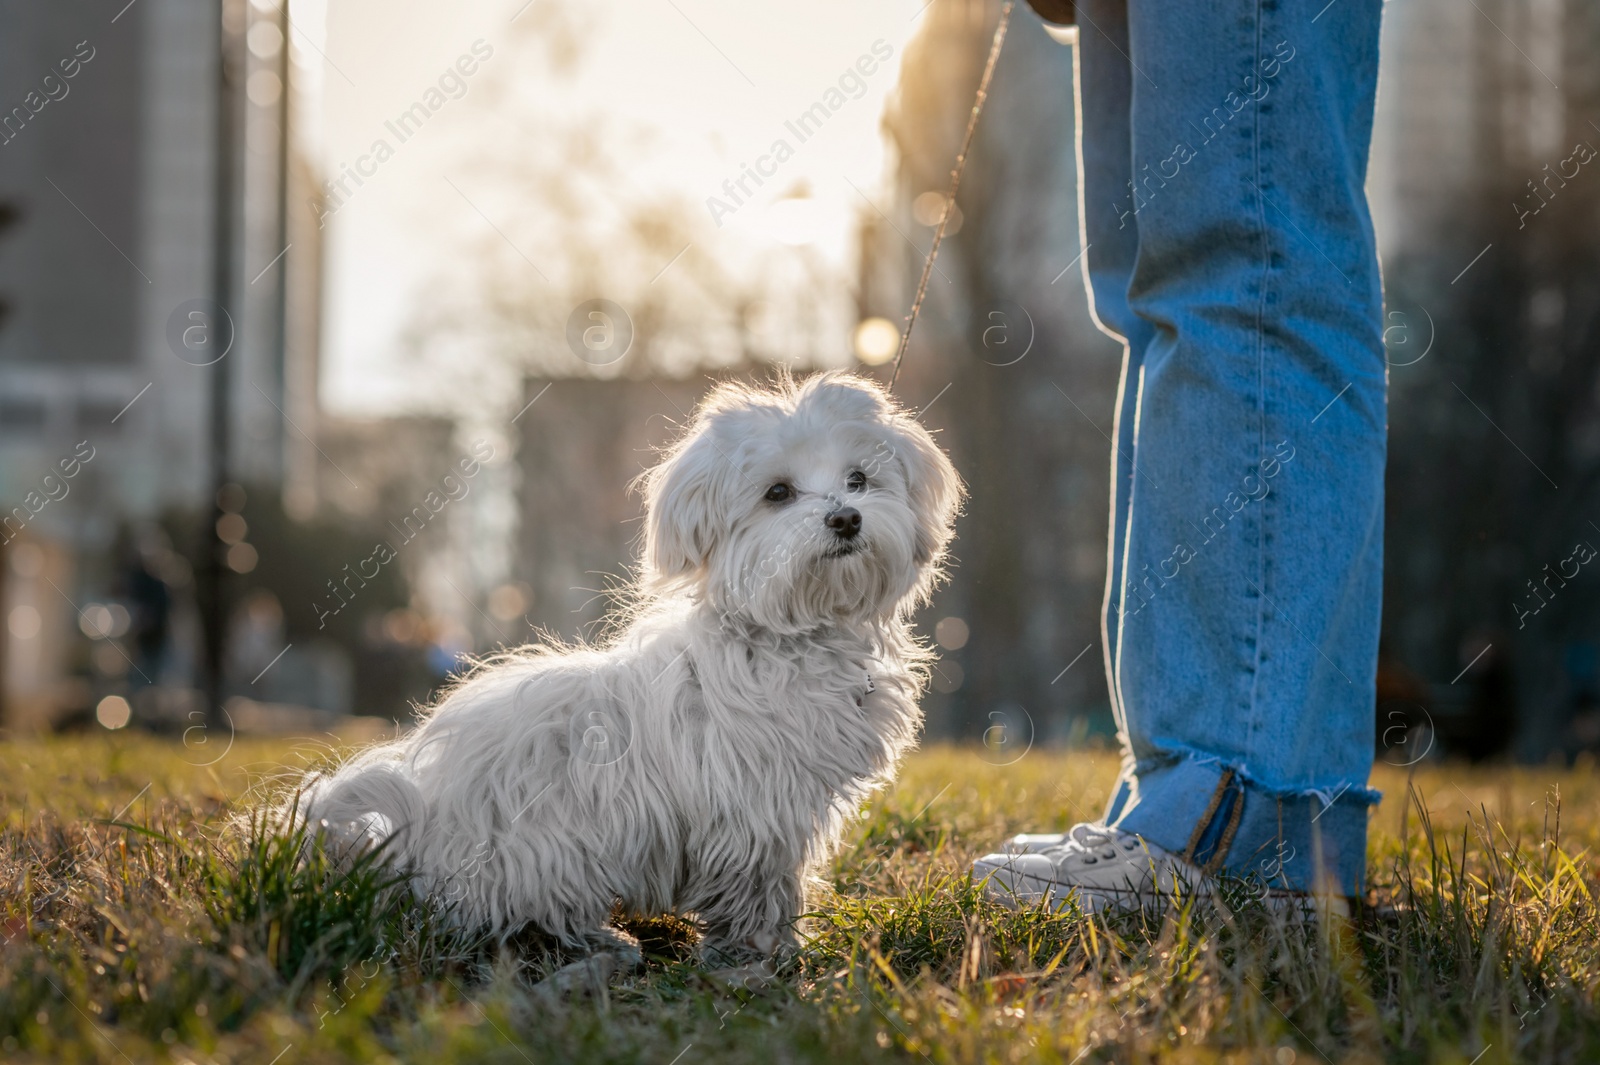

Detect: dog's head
[640,373,962,632]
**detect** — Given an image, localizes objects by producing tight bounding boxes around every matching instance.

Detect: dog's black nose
[825,507,862,539]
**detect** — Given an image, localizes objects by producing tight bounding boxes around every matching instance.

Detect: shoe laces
[1053,822,1145,866]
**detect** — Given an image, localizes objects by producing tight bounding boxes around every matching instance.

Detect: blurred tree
[402,1,841,408]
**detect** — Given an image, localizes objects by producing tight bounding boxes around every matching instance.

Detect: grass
[1,733,1597,1063]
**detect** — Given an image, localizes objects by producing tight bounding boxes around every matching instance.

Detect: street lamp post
[204,0,243,729]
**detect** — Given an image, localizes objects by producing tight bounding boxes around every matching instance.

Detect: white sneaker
[981,823,1354,920]
[972,823,1207,914]
[1001,831,1074,854]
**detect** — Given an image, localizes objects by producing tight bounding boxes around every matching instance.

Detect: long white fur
[294,372,962,959]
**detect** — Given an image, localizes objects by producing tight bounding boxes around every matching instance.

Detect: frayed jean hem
[1104,750,1375,896]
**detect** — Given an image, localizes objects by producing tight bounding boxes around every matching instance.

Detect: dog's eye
[846,470,867,492]
[764,482,793,503]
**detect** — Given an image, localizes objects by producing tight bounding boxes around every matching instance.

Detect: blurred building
[0,0,323,730]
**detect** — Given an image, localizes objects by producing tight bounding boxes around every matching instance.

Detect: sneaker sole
[972,857,1178,914]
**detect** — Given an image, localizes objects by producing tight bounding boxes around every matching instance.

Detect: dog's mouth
[823,540,865,559]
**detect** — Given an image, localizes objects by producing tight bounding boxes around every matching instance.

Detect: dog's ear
[640,429,722,586]
[889,413,962,568]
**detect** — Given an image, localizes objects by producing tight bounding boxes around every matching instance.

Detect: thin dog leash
[887,0,1017,391]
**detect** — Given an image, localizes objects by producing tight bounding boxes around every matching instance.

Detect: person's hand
[1025,0,1074,26]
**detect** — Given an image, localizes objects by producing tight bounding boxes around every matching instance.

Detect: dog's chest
[688,639,894,779]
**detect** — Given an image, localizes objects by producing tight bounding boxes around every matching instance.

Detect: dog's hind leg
[531,926,643,997]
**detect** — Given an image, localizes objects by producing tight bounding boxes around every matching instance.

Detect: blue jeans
[1076,0,1387,894]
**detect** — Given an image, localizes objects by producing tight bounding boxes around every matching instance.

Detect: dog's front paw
[531,927,644,998]
[532,950,642,998]
[697,928,794,974]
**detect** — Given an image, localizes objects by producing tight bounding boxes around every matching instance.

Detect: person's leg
[1098,0,1387,896]
[1072,0,1155,721]
[989,1,1155,863]
[986,0,1385,901]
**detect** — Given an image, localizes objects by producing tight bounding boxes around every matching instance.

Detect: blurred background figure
[2,0,1599,768]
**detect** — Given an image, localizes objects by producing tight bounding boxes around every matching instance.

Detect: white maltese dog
[295,372,961,969]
